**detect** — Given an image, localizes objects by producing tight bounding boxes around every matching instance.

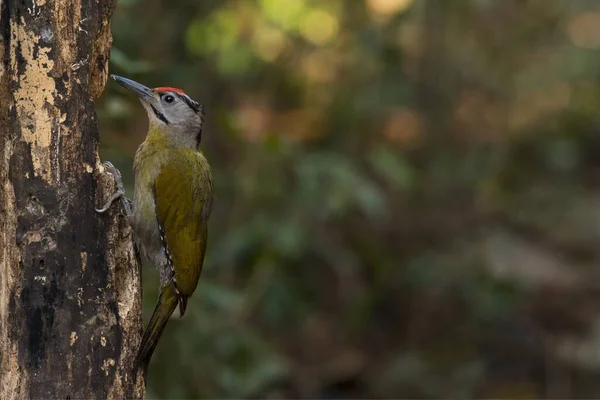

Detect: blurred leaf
[213,329,289,397]
[369,146,415,189]
[199,280,244,314]
[186,10,240,55]
[259,0,308,32]
[296,152,386,218]
[104,95,133,119]
[110,47,153,74]
[272,217,306,257]
[541,137,580,173]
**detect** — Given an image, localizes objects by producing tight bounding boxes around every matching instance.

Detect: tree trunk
[0,0,144,398]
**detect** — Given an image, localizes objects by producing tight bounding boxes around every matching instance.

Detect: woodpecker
[97,75,213,369]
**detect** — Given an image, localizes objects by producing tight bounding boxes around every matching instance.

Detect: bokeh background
[98,0,600,398]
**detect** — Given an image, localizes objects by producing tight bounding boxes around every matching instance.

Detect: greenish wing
[153,153,213,296]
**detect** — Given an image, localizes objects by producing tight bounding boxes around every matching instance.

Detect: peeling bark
[0,0,144,398]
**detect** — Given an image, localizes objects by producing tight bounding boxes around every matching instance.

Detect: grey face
[112,74,205,149]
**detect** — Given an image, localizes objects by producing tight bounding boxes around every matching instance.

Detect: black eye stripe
[175,93,201,113]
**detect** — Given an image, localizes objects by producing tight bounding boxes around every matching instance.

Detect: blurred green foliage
[99,0,600,398]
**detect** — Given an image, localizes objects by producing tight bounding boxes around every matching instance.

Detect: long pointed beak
[111,75,154,101]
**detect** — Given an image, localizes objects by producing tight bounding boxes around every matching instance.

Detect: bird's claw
[95,189,126,213]
[96,161,131,216]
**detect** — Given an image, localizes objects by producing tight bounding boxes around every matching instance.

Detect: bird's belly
[130,188,171,284]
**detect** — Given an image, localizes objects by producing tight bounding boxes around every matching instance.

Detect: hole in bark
[66,396,71,399]
[39,259,44,268]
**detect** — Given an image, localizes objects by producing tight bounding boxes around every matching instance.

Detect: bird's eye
[163,94,175,104]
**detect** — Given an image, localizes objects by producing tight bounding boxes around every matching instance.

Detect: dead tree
[0,0,144,398]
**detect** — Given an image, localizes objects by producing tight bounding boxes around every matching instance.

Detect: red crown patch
[154,86,186,94]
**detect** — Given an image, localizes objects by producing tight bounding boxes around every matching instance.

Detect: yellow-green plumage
[132,119,212,367]
[155,151,212,299]
[137,283,179,367]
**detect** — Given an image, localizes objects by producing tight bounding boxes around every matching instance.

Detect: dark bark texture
[0,0,144,398]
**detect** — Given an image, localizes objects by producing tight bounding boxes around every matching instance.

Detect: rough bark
[0,0,144,398]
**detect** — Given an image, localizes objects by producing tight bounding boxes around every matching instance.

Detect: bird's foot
[96,161,132,216]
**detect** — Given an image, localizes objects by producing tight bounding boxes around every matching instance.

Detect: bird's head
[112,74,205,149]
